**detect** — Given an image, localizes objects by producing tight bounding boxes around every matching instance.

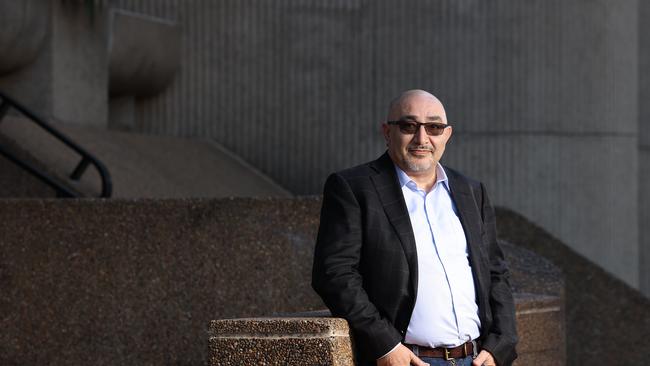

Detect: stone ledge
[209,318,353,366]
[210,317,350,337]
[209,293,564,366]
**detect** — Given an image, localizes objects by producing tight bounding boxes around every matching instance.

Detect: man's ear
[444,125,453,142]
[381,123,390,144]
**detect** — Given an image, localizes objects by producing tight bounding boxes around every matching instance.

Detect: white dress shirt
[396,163,481,348]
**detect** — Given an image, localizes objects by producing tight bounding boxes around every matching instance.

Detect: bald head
[387,89,447,122]
[382,89,452,181]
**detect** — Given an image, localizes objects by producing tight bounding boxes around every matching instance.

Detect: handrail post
[70,157,91,181]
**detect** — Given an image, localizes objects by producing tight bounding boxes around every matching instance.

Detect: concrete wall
[107,0,643,292]
[0,0,643,293]
[640,1,650,296]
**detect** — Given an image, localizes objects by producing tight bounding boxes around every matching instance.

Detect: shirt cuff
[377,342,402,360]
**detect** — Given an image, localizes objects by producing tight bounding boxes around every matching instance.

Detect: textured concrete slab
[209,318,353,366]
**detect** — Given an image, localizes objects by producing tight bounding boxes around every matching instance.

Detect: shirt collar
[394,163,449,191]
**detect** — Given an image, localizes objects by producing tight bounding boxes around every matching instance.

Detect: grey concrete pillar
[438,0,640,290]
[0,0,108,127]
[640,1,650,297]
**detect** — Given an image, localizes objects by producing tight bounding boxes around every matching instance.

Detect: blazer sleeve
[477,182,519,366]
[312,173,403,360]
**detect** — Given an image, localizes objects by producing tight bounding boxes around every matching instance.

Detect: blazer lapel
[369,153,419,296]
[445,168,486,297]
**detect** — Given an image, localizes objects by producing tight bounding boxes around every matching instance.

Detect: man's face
[382,93,452,176]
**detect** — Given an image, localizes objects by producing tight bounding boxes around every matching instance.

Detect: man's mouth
[407,146,433,155]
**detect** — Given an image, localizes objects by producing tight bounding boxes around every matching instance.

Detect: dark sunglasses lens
[394,121,447,135]
[398,122,418,134]
[424,124,445,136]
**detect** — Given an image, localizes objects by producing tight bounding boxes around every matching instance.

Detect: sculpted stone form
[0,0,49,75]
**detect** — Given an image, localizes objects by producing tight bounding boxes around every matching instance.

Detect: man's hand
[377,344,429,366]
[472,350,496,366]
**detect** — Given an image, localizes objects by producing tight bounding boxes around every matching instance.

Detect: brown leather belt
[405,341,475,360]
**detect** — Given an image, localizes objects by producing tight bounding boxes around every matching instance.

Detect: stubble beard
[403,153,434,173]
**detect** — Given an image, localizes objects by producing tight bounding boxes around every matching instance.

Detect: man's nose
[414,125,429,145]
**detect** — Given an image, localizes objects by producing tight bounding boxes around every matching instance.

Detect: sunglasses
[387,120,450,136]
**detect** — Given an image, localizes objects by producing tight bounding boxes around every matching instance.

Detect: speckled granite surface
[496,207,650,365]
[0,198,324,366]
[209,318,353,366]
[212,293,563,366]
[0,198,565,365]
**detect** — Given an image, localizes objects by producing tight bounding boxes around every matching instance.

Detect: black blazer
[312,152,517,365]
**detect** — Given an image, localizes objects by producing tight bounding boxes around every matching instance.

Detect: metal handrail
[0,91,112,198]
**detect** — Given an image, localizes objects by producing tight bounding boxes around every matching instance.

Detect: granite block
[0,198,325,366]
[209,318,353,366]
[210,317,350,336]
[211,292,564,366]
[0,198,566,365]
[514,294,564,355]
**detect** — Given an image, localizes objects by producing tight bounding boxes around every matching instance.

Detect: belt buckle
[443,347,452,361]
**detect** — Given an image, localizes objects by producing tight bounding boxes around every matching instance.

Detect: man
[312,90,517,366]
